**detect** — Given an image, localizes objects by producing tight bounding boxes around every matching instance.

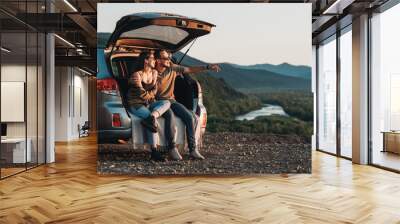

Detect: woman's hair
[136,51,153,71]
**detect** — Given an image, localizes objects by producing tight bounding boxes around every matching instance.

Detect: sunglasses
[159,56,171,61]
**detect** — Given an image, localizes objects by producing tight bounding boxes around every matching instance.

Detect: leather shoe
[189,148,205,160]
[169,147,183,161]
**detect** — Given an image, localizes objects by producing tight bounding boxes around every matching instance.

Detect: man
[155,49,221,160]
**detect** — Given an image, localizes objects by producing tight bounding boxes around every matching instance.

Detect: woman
[126,51,171,161]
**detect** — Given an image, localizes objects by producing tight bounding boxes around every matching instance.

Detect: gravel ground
[97,132,311,175]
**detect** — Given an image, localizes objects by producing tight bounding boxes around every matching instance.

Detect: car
[97,12,214,150]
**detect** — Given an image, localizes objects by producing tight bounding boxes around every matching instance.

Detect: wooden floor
[1,167,26,178]
[1,136,400,224]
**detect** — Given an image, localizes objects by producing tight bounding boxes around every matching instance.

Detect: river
[235,104,289,121]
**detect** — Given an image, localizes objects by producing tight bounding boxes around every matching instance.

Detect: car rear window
[119,25,189,45]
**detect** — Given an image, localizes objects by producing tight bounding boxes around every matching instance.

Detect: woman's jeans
[127,100,170,147]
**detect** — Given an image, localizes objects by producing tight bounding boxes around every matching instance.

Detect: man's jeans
[163,101,197,152]
[127,100,170,146]
[162,109,176,149]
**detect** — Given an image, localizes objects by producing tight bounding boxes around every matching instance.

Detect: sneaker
[150,149,165,162]
[169,147,182,161]
[118,139,128,144]
[189,148,205,160]
[141,115,157,133]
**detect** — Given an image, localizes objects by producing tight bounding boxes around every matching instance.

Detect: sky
[98,3,311,66]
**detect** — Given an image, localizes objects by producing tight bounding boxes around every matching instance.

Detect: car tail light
[97,78,118,94]
[112,113,122,127]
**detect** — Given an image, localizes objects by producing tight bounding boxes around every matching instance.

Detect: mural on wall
[97,3,313,175]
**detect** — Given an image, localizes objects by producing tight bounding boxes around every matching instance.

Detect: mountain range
[98,32,311,92]
[174,51,311,92]
[231,63,311,80]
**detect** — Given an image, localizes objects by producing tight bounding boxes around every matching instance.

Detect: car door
[105,12,215,80]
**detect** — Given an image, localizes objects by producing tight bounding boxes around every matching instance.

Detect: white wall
[1,63,46,164]
[1,64,26,139]
[54,67,89,141]
[55,66,69,141]
[1,64,41,138]
[72,73,89,138]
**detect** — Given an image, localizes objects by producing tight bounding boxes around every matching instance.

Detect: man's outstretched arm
[177,64,221,74]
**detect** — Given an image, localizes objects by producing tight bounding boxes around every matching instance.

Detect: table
[382,131,400,154]
[1,138,31,163]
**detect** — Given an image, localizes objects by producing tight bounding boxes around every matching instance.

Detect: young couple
[125,49,221,161]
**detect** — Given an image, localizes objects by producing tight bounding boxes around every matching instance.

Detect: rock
[98,132,311,175]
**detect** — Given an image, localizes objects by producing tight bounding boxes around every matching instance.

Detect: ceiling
[0,0,394,73]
